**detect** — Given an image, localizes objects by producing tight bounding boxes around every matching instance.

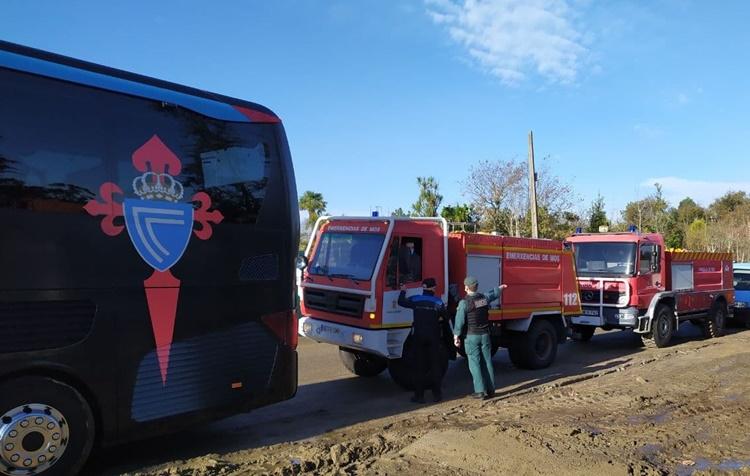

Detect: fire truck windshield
[309,232,385,281]
[573,242,637,277]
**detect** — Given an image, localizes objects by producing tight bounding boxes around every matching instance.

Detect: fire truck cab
[298,216,581,388]
[566,229,734,347]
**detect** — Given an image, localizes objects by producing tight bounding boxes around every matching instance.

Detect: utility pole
[528,130,539,238]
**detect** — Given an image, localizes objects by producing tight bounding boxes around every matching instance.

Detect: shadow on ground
[87,323,741,475]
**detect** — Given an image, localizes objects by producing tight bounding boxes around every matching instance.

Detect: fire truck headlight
[353,333,364,344]
[736,302,747,309]
[369,313,376,320]
[302,322,313,334]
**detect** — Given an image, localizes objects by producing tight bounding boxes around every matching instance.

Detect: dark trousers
[413,334,443,397]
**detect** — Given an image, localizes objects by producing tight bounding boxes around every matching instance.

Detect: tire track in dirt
[123,332,750,476]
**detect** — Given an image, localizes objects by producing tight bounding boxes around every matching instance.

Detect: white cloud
[677,92,689,104]
[642,177,750,207]
[426,0,589,85]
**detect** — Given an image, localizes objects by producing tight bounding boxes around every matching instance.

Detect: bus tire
[641,304,674,348]
[571,325,595,342]
[338,348,387,377]
[0,376,95,476]
[703,301,727,339]
[507,320,558,370]
[387,338,449,391]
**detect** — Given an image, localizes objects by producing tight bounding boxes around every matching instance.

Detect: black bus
[0,41,299,475]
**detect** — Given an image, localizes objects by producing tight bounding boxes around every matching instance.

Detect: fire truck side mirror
[296,255,309,270]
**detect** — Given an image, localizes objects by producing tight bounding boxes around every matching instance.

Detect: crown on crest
[132,172,184,202]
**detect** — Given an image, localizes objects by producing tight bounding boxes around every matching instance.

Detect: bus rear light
[231,382,243,389]
[261,310,298,350]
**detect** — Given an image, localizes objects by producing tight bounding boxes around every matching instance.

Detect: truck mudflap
[298,316,411,359]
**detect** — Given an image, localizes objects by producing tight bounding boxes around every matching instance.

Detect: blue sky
[3,0,749,221]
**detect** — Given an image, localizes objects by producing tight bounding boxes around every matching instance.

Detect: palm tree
[299,190,327,229]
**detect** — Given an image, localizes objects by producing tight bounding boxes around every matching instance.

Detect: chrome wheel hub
[0,404,68,475]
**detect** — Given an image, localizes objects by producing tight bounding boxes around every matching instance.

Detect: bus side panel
[0,288,120,443]
[0,65,298,445]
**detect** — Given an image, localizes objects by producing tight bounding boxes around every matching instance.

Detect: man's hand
[500,284,508,289]
[453,335,461,347]
[400,283,406,291]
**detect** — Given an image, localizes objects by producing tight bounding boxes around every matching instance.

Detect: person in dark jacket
[453,276,507,400]
[399,241,422,283]
[398,277,446,403]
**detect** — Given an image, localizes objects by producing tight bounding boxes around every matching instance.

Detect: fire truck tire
[641,304,674,348]
[507,320,558,370]
[702,301,727,339]
[0,376,95,476]
[571,325,595,342]
[338,348,388,377]
[387,338,449,391]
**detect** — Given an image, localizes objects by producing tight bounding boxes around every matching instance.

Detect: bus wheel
[571,325,596,342]
[703,301,727,339]
[0,377,95,476]
[508,320,558,370]
[387,338,449,391]
[338,348,387,377]
[642,304,674,348]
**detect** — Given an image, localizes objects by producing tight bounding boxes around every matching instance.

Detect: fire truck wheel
[703,301,727,339]
[571,325,595,342]
[642,304,674,348]
[338,348,388,377]
[387,338,449,391]
[0,376,95,476]
[507,320,558,370]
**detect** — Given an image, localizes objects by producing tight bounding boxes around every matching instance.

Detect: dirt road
[91,324,750,475]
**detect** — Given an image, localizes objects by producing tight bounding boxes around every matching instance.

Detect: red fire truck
[565,229,734,347]
[297,216,581,388]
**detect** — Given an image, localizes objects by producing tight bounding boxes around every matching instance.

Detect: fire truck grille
[581,290,623,305]
[303,289,365,318]
[603,291,622,304]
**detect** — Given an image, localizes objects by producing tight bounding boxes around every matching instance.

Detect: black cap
[422,277,437,288]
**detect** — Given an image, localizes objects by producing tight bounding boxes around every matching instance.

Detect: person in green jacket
[453,276,507,400]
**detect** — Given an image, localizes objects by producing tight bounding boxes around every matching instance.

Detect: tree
[299,191,327,230]
[703,192,750,260]
[586,194,608,232]
[676,197,705,226]
[411,176,443,217]
[440,203,476,223]
[708,191,748,219]
[391,207,409,217]
[462,159,524,234]
[462,156,576,237]
[685,218,708,251]
[621,183,670,233]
